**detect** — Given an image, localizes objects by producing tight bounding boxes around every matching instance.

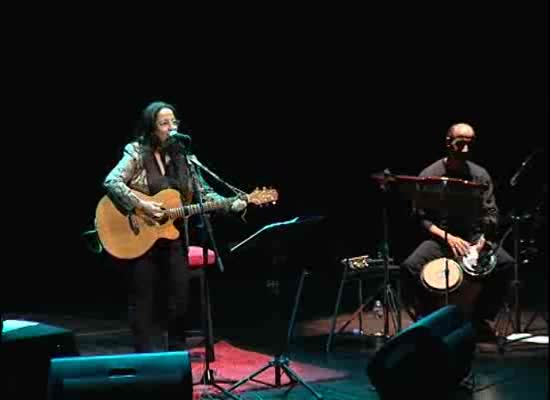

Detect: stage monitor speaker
[2,320,79,398]
[47,351,193,400]
[366,305,476,400]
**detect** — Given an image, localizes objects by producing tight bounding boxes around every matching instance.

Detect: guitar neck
[167,196,243,219]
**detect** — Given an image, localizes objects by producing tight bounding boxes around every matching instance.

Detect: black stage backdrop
[2,3,547,316]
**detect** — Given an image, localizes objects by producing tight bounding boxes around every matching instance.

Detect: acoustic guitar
[95,187,279,260]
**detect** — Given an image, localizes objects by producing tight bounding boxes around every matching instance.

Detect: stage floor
[3,307,548,400]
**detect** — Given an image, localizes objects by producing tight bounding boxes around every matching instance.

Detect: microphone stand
[496,150,547,350]
[174,140,241,400]
[508,150,540,333]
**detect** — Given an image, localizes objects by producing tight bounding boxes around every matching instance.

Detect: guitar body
[95,185,278,260]
[95,189,188,260]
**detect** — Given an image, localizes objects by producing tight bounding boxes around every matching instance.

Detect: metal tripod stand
[325,256,402,353]
[227,217,325,399]
[326,172,402,351]
[226,353,323,399]
[378,186,402,338]
[224,279,323,399]
[494,213,548,350]
[495,150,548,349]
[192,256,241,400]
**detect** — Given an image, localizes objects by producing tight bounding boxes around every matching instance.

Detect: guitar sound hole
[141,215,167,227]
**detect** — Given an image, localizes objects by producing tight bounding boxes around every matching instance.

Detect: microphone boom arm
[510,149,540,187]
[188,155,247,196]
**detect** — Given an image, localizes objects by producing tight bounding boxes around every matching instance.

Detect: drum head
[421,258,463,293]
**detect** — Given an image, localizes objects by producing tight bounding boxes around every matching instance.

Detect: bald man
[401,123,514,341]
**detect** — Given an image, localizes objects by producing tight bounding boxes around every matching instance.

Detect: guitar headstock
[247,187,279,206]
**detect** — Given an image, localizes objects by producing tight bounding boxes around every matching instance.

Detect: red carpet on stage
[190,341,348,399]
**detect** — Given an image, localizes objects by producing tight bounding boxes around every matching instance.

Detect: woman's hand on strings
[140,200,165,220]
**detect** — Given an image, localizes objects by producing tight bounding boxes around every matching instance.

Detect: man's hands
[445,234,471,258]
[429,224,480,258]
[446,234,487,258]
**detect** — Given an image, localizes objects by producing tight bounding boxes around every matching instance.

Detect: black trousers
[125,239,190,352]
[401,239,515,322]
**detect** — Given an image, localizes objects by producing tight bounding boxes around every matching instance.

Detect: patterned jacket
[104,142,227,213]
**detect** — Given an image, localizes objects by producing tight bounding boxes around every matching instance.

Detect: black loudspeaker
[47,351,193,400]
[2,320,79,399]
[367,305,476,400]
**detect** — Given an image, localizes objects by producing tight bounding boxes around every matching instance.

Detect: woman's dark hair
[133,101,178,150]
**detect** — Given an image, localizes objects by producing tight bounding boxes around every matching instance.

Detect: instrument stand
[325,259,402,354]
[522,309,549,333]
[193,250,240,400]
[435,177,452,307]
[494,215,522,344]
[226,353,322,400]
[179,144,240,400]
[444,232,451,306]
[376,174,402,339]
[228,217,325,400]
[495,214,548,351]
[382,186,401,338]
[494,150,548,351]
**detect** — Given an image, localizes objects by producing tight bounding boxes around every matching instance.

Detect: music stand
[372,173,486,308]
[227,216,325,400]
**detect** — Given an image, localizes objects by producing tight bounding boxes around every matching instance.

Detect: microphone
[168,130,192,143]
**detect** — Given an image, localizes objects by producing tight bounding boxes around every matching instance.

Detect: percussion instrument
[459,240,498,277]
[421,235,498,293]
[420,258,463,293]
[371,172,491,318]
